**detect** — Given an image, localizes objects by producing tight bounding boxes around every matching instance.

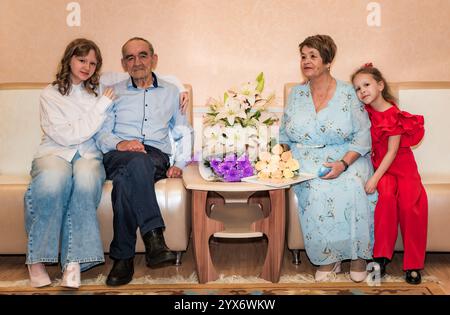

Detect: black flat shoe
[106,258,134,286]
[373,257,389,278]
[405,270,421,285]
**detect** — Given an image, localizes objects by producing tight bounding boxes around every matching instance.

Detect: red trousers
[373,153,428,270]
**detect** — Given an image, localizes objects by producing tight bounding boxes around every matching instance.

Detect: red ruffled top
[366,103,425,168]
[365,103,425,148]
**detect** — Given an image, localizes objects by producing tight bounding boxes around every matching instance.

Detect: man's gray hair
[121,37,154,57]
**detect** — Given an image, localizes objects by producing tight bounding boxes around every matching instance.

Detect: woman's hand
[103,87,115,100]
[364,176,379,194]
[179,92,189,114]
[321,161,346,179]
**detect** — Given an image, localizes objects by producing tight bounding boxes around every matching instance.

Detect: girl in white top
[25,38,114,289]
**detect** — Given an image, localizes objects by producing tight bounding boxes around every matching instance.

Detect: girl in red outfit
[351,64,428,285]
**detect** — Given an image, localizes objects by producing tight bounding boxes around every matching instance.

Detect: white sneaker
[315,261,341,282]
[28,263,52,288]
[61,262,80,289]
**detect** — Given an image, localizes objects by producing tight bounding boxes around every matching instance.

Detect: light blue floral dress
[279,80,377,265]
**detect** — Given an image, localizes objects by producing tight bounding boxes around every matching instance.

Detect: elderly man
[96,37,193,286]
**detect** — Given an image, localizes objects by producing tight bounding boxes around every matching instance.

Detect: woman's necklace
[311,77,333,113]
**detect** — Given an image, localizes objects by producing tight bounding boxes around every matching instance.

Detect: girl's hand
[365,176,378,194]
[321,161,345,180]
[103,87,115,100]
[179,92,189,114]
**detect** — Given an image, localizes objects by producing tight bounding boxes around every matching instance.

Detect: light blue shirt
[95,74,193,169]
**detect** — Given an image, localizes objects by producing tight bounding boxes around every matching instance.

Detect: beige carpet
[0,272,445,295]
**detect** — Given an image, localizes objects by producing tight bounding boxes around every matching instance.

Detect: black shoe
[142,228,177,267]
[373,257,389,278]
[405,269,422,285]
[106,258,134,286]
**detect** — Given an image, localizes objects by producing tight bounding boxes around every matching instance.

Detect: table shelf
[209,203,264,238]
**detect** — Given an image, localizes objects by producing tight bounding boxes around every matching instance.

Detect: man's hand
[116,140,146,153]
[179,92,189,114]
[166,166,182,178]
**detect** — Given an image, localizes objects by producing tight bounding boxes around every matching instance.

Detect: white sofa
[0,83,193,265]
[284,81,450,264]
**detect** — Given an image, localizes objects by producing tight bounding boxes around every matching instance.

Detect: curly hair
[299,34,337,65]
[53,38,102,96]
[351,64,396,103]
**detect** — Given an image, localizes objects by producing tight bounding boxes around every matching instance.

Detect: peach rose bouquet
[254,144,300,180]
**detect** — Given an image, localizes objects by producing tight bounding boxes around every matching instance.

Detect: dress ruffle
[367,106,425,147]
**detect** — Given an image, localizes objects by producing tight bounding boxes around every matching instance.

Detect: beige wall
[1,0,450,106]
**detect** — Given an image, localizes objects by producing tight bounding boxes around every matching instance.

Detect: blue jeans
[24,153,105,272]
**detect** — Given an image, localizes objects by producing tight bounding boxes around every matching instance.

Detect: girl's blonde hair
[351,63,396,103]
[53,38,102,96]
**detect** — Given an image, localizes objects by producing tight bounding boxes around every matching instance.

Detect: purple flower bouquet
[205,153,255,182]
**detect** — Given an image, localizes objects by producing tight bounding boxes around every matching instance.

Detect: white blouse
[35,83,112,162]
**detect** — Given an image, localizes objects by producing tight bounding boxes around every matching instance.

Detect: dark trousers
[103,145,170,260]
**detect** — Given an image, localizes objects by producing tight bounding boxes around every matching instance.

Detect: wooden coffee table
[182,163,287,283]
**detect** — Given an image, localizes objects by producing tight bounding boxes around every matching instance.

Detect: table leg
[248,191,271,217]
[252,189,286,282]
[191,190,224,283]
[206,191,224,216]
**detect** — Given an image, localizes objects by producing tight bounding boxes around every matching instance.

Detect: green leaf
[256,72,265,93]
[263,118,274,125]
[256,72,264,82]
[224,92,229,103]
[269,137,278,148]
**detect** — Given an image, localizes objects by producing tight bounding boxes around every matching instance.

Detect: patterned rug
[1,282,445,295]
[0,272,445,295]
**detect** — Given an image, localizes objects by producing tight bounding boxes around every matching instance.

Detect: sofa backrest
[0,83,193,176]
[283,81,450,184]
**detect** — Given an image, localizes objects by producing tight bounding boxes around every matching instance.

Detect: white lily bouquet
[200,73,279,182]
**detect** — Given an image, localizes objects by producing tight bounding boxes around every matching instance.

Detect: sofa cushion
[0,178,190,254]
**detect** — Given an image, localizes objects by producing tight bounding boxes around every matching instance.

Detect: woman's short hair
[299,34,337,64]
[53,38,102,96]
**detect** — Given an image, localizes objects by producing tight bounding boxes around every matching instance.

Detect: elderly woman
[279,35,377,282]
